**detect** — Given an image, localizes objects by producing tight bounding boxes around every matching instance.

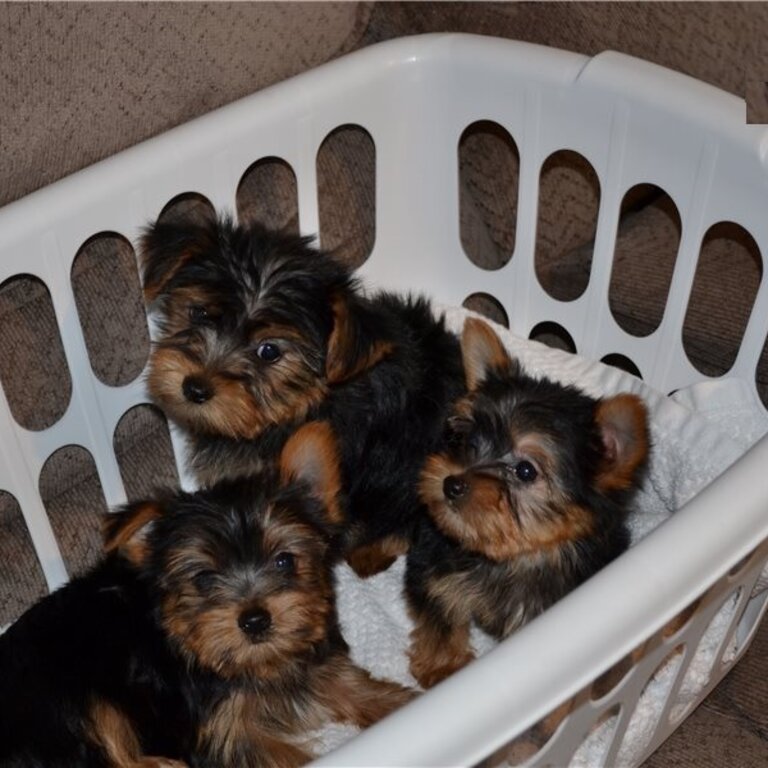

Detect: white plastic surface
[1,34,767,765]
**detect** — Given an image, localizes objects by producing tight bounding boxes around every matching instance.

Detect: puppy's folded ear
[279,421,344,525]
[594,393,650,493]
[326,292,394,384]
[139,215,218,304]
[103,500,166,568]
[461,317,517,391]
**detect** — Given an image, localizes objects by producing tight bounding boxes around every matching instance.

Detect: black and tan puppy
[140,213,465,575]
[407,318,650,688]
[0,423,414,768]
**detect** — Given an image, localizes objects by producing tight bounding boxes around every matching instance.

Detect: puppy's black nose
[443,475,469,500]
[182,376,212,404]
[238,608,272,641]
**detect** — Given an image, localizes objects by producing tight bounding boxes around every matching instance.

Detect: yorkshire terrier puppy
[140,213,464,575]
[0,422,414,768]
[407,318,650,688]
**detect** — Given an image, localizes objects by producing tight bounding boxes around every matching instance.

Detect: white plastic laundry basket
[1,33,768,766]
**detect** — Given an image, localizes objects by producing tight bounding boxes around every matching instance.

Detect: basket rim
[0,32,761,246]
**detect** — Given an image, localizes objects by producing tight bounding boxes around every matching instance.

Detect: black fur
[326,293,465,548]
[0,554,193,768]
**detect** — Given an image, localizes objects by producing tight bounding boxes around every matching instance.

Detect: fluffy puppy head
[420,318,649,561]
[140,214,391,440]
[104,421,345,680]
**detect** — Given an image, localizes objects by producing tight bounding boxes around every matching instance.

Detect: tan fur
[313,654,416,727]
[192,452,268,488]
[197,652,413,767]
[87,698,188,768]
[345,535,410,577]
[103,502,163,567]
[326,294,393,384]
[594,393,649,492]
[279,422,344,524]
[142,253,194,305]
[426,572,488,627]
[461,316,514,391]
[450,396,475,421]
[408,608,474,689]
[145,348,198,403]
[199,691,312,768]
[204,375,275,439]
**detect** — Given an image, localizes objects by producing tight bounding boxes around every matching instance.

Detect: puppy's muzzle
[443,463,510,501]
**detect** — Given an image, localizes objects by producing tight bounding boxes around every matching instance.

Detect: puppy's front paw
[345,547,396,578]
[345,536,408,578]
[408,616,475,689]
[354,681,418,728]
[409,650,475,689]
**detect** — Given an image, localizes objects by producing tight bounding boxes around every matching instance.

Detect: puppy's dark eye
[188,305,210,324]
[193,570,217,592]
[256,342,282,363]
[274,552,295,573]
[514,460,538,483]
